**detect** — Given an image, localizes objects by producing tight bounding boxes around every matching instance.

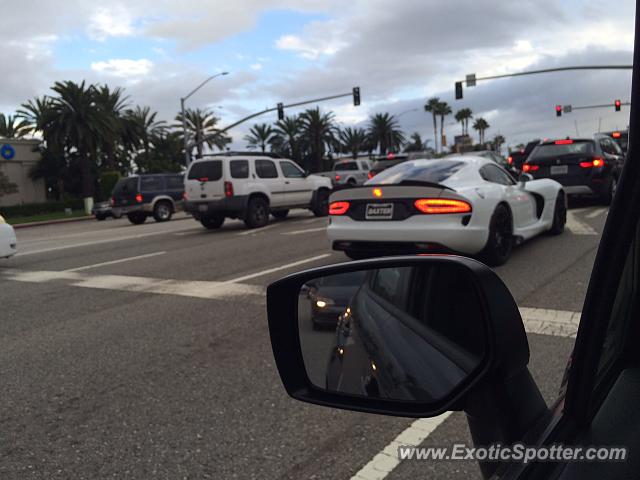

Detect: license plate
[365,203,394,220]
[550,165,568,175]
[198,204,208,212]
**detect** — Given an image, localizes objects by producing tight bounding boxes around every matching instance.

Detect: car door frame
[480,163,537,228]
[278,160,313,206]
[253,158,287,208]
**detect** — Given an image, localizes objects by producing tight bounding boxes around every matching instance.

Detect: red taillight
[372,188,382,197]
[110,197,115,206]
[199,177,209,182]
[224,181,234,198]
[135,194,143,203]
[368,171,374,179]
[335,174,341,182]
[507,156,513,165]
[329,201,350,215]
[182,192,188,201]
[555,139,573,145]
[387,153,395,159]
[580,158,605,168]
[612,131,622,138]
[414,198,472,214]
[522,164,539,172]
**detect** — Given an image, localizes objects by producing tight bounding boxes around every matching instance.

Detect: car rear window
[188,160,223,181]
[230,160,249,178]
[166,175,184,190]
[140,176,165,191]
[335,161,358,171]
[530,141,594,159]
[113,177,138,194]
[255,160,278,178]
[370,160,465,185]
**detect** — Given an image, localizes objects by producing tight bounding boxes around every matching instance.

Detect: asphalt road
[0,203,608,479]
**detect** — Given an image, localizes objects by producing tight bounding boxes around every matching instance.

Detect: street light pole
[180,71,229,167]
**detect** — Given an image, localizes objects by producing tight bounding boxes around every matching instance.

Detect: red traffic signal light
[615,99,621,111]
[555,105,562,117]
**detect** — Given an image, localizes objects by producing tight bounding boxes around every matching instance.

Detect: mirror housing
[519,172,534,183]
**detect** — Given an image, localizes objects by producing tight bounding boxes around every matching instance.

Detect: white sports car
[327,156,566,266]
[0,214,17,258]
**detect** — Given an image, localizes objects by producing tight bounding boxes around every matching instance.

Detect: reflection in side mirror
[297,265,487,403]
[519,172,534,183]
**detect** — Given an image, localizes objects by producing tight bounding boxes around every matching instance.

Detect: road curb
[12,216,95,229]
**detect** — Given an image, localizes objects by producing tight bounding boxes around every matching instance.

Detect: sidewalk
[12,215,95,229]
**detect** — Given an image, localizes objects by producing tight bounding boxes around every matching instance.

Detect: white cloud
[250,63,263,70]
[91,59,154,78]
[87,5,135,41]
[275,33,345,59]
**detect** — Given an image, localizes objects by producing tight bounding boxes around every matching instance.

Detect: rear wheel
[271,209,289,219]
[153,201,173,222]
[127,212,146,225]
[347,178,357,187]
[95,213,107,221]
[480,204,513,266]
[200,215,225,229]
[548,192,567,235]
[312,189,330,217]
[601,175,618,206]
[244,197,269,229]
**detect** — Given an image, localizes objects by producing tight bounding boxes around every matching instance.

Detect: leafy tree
[473,117,490,145]
[404,132,425,152]
[367,113,405,156]
[339,127,368,159]
[126,106,166,170]
[0,170,18,197]
[244,123,276,152]
[424,97,440,153]
[0,114,30,138]
[298,107,336,172]
[93,85,130,169]
[143,131,184,173]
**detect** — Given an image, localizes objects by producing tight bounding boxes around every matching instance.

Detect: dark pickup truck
[111,174,184,224]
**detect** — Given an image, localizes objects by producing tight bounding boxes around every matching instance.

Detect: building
[0,139,46,207]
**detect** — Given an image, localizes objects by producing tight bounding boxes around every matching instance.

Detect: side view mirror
[519,172,534,183]
[267,256,548,478]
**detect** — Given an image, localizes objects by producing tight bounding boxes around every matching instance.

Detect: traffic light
[277,102,284,120]
[555,105,562,117]
[615,99,621,112]
[455,81,463,100]
[352,87,361,106]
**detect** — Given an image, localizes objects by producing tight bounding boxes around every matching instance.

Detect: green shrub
[99,171,121,201]
[1,199,85,219]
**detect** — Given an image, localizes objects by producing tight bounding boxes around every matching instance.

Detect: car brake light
[522,164,539,172]
[580,158,605,168]
[507,156,513,165]
[372,188,382,197]
[414,198,472,214]
[199,177,209,182]
[135,194,143,203]
[368,171,374,179]
[555,139,574,145]
[335,174,341,181]
[110,197,115,206]
[329,201,350,215]
[612,131,622,138]
[224,181,234,197]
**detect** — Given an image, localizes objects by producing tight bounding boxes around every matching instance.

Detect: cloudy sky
[0,0,635,150]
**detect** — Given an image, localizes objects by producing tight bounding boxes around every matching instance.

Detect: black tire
[271,209,289,219]
[127,212,147,225]
[153,201,173,222]
[200,215,225,229]
[548,192,567,235]
[347,178,357,186]
[480,204,513,267]
[244,197,269,229]
[95,214,107,221]
[312,189,330,217]
[600,175,618,206]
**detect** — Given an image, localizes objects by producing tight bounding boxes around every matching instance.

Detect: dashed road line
[64,251,167,272]
[566,211,598,236]
[282,226,327,236]
[223,254,332,283]
[236,223,280,236]
[585,207,607,219]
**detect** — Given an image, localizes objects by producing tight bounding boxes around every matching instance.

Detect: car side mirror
[267,256,548,478]
[519,172,534,183]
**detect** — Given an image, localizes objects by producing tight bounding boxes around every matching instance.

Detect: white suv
[184,153,333,229]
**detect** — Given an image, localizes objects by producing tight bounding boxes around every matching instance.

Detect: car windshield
[530,141,594,159]
[369,160,465,185]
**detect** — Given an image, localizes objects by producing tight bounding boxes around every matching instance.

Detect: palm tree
[93,85,130,169]
[459,108,473,135]
[175,108,230,158]
[298,107,336,172]
[454,110,466,136]
[340,127,368,159]
[0,114,30,139]
[435,101,452,152]
[273,116,302,161]
[17,96,56,140]
[244,123,275,152]
[404,132,425,152]
[473,117,490,145]
[126,106,166,169]
[47,80,117,202]
[492,134,506,155]
[367,113,405,156]
[424,97,440,153]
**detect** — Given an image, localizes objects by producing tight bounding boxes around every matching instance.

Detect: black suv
[111,174,184,224]
[522,137,624,204]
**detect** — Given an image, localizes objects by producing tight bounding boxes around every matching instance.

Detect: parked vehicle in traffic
[327,156,566,265]
[522,137,624,204]
[452,150,519,177]
[317,158,373,186]
[111,173,184,225]
[367,154,410,180]
[602,129,629,154]
[0,213,17,258]
[508,139,541,171]
[183,153,332,229]
[91,201,122,221]
[303,270,366,329]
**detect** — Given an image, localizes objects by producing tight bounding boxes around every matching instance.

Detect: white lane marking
[351,413,453,480]
[566,211,598,236]
[16,229,193,257]
[64,251,167,272]
[352,307,581,480]
[282,226,327,236]
[223,254,332,283]
[586,207,607,219]
[236,223,280,236]
[1,269,264,300]
[302,217,323,224]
